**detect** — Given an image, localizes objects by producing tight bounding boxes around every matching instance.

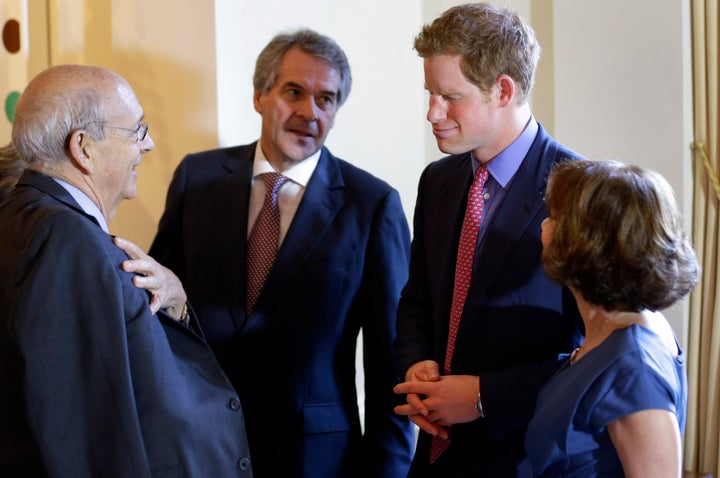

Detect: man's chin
[123,186,138,201]
[435,139,468,156]
[284,144,320,162]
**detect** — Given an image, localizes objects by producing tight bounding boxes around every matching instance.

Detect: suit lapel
[214,145,254,327]
[432,155,475,334]
[454,129,558,355]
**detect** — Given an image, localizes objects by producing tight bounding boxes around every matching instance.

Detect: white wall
[550,0,693,346]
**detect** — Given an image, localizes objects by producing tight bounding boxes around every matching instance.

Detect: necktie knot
[262,172,288,204]
[474,164,489,186]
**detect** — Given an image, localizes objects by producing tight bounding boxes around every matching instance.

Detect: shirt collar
[52,177,110,233]
[252,145,321,187]
[472,116,538,188]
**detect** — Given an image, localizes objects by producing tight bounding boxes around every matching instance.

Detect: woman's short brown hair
[543,159,699,311]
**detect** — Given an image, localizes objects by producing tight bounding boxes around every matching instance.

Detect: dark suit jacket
[395,124,584,477]
[0,170,253,478]
[149,144,414,478]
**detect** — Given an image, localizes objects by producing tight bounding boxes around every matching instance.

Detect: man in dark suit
[392,3,584,477]
[149,29,414,478]
[0,64,253,477]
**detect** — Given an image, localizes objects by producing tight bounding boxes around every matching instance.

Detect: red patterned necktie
[430,164,489,464]
[246,172,288,314]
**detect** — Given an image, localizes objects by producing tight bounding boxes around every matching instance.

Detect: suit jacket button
[228,398,241,410]
[238,457,251,471]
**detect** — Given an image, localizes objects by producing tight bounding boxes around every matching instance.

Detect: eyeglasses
[88,122,149,142]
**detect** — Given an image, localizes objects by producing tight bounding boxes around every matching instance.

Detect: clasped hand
[393,360,481,438]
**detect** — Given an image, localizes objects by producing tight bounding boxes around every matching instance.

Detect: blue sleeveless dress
[525,324,686,477]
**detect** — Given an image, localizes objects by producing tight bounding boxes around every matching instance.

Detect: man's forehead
[112,82,143,120]
[276,49,341,88]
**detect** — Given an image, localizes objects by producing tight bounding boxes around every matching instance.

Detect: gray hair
[11,65,112,166]
[253,28,352,107]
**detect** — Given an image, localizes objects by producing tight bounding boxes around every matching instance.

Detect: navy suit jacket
[395,124,584,477]
[149,143,414,478]
[0,170,253,477]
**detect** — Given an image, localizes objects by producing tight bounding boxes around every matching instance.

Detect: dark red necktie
[246,172,288,314]
[430,164,489,463]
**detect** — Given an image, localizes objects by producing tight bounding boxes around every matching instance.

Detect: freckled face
[254,47,340,169]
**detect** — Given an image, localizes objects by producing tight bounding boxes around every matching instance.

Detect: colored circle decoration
[5,91,20,123]
[3,19,20,53]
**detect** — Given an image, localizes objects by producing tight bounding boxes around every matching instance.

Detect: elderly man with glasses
[0,64,254,477]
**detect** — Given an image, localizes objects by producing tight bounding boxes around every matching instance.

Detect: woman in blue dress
[525,159,700,477]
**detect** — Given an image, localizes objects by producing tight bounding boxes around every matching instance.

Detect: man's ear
[253,88,264,114]
[67,129,94,174]
[496,74,516,107]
